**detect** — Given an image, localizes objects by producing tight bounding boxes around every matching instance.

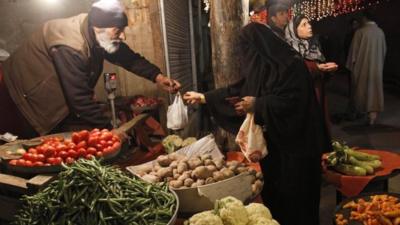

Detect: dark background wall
[0,0,95,53]
[312,0,400,90]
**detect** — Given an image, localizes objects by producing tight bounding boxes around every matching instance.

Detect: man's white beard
[96,31,121,54]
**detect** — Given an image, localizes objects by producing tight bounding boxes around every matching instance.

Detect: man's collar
[81,15,103,52]
[269,24,286,40]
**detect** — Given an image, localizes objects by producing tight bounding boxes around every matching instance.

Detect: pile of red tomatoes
[9,129,121,167]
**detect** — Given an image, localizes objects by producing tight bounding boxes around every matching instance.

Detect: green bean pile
[14,159,176,225]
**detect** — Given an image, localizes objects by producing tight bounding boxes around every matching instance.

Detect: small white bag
[235,113,268,162]
[167,92,188,130]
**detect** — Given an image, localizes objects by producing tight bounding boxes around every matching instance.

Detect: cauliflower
[162,135,183,153]
[215,196,249,225]
[187,211,224,225]
[247,217,280,225]
[182,137,197,147]
[246,203,272,224]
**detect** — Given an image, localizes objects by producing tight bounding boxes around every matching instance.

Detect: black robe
[205,23,331,225]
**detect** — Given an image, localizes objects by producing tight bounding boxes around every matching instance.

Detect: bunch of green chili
[14,159,176,225]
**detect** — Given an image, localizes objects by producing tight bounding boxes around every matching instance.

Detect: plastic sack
[235,113,268,162]
[167,92,188,130]
[127,134,223,175]
[178,134,224,160]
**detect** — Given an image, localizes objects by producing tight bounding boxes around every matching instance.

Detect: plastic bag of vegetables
[235,113,267,163]
[167,92,188,130]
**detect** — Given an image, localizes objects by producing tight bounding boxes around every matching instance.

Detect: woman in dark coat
[184,20,331,225]
[285,14,338,134]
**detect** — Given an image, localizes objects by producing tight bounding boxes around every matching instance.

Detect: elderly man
[249,1,289,39]
[0,0,180,138]
[267,2,290,39]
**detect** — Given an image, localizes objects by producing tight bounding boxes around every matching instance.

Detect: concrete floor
[319,73,400,225]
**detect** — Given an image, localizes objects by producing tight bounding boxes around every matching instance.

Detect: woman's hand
[317,62,338,72]
[234,96,256,115]
[183,91,205,104]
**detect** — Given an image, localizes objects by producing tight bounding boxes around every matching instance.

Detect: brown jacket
[3,14,160,135]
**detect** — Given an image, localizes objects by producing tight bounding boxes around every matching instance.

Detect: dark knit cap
[88,0,128,28]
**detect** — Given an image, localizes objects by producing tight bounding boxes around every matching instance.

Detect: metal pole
[160,0,171,78]
[159,0,173,102]
[189,0,198,91]
[110,98,117,129]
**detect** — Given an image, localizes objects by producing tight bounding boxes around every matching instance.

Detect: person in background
[267,1,290,39]
[342,18,361,120]
[346,10,386,125]
[0,0,180,139]
[184,8,330,225]
[249,3,268,24]
[344,18,361,62]
[285,14,338,134]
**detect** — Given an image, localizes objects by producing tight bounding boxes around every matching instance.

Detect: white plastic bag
[167,92,188,130]
[178,134,224,160]
[235,113,268,162]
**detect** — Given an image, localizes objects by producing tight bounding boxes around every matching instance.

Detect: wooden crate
[0,173,55,221]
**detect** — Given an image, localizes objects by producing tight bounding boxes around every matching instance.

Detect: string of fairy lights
[292,0,391,21]
[202,0,391,21]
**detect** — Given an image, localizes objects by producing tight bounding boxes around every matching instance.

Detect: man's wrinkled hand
[155,74,181,93]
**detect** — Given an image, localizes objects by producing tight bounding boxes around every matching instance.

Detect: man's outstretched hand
[155,74,181,93]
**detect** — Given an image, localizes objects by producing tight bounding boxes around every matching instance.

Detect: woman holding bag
[184,9,330,225]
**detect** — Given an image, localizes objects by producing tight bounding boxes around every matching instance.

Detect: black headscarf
[239,22,299,97]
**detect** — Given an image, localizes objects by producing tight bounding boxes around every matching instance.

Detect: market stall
[0,126,267,225]
[323,142,400,203]
[0,115,148,221]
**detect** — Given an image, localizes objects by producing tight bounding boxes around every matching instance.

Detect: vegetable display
[336,194,400,225]
[14,159,176,225]
[327,141,382,176]
[162,135,197,154]
[8,129,121,167]
[185,196,279,225]
[136,153,263,196]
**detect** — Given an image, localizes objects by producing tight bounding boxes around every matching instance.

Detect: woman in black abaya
[184,22,330,225]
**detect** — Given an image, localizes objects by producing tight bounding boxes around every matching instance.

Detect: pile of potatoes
[137,153,264,196]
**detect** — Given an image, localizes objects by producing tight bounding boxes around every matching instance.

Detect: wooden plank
[0,195,21,221]
[116,113,149,134]
[0,174,28,194]
[27,174,55,194]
